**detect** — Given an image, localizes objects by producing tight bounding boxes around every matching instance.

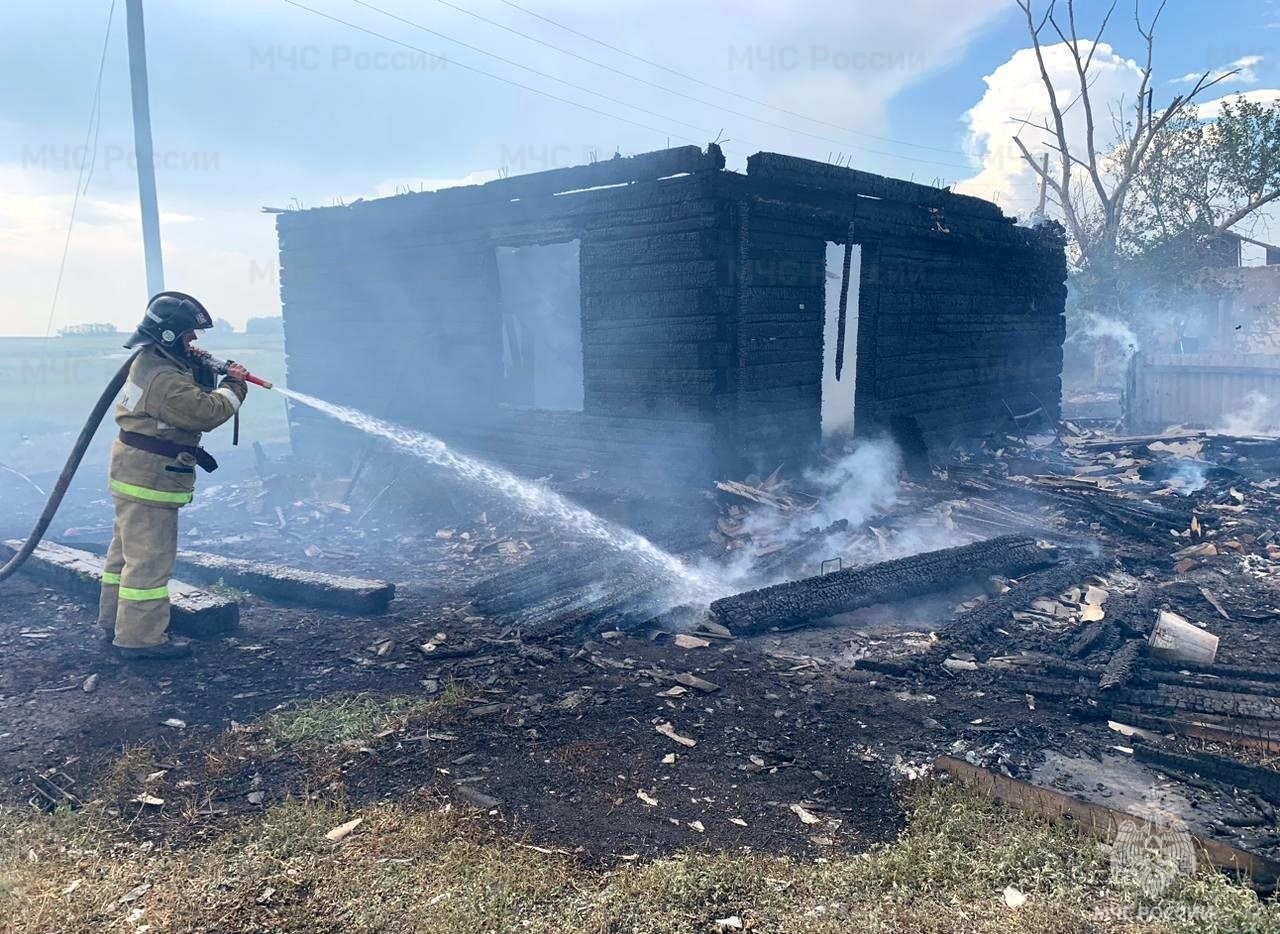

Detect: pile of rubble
[456,425,1280,884]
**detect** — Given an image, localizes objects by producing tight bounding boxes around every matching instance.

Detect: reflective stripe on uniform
[109,478,194,505]
[102,572,121,585]
[118,584,170,602]
[214,386,242,412]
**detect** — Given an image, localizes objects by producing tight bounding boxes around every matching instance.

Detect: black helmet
[124,291,214,349]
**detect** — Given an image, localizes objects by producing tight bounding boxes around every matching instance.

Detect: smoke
[1165,460,1208,496]
[1072,311,1138,357]
[1217,390,1280,436]
[713,438,969,589]
[805,438,903,528]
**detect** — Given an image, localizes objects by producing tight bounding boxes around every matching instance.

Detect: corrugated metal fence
[1125,352,1280,432]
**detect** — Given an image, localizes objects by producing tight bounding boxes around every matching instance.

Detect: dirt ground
[4,437,1280,876]
[0,482,1110,863]
[0,562,914,860]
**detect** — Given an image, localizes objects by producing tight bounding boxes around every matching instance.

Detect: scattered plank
[1,540,238,637]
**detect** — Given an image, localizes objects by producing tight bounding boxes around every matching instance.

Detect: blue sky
[2,0,1277,335]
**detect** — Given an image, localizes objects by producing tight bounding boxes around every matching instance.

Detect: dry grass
[265,685,468,750]
[2,780,1276,934]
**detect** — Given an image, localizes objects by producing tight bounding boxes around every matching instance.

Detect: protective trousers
[97,496,179,648]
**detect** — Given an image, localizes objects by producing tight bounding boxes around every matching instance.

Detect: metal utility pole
[125,0,164,297]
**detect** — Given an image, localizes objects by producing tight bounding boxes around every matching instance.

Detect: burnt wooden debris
[470,546,671,638]
[1,541,238,637]
[1133,746,1280,808]
[709,535,1058,635]
[935,756,1280,892]
[926,558,1112,662]
[173,550,395,614]
[275,144,1066,495]
[1098,639,1145,691]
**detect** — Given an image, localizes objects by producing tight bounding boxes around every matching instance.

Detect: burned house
[275,145,1066,491]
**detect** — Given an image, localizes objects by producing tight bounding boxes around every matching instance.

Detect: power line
[346,0,721,140]
[403,0,984,171]
[280,0,687,141]
[494,0,979,159]
[289,1,1040,195]
[45,0,118,339]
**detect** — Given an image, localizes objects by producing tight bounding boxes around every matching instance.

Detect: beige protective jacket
[108,346,247,507]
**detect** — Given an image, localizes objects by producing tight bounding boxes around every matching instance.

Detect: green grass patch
[208,578,249,601]
[266,685,467,750]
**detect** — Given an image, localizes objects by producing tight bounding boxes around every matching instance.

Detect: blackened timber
[1133,746,1280,807]
[935,755,1280,892]
[172,551,395,614]
[277,144,1067,488]
[932,559,1112,660]
[1068,620,1118,659]
[747,152,1008,221]
[1099,640,1145,691]
[709,535,1058,635]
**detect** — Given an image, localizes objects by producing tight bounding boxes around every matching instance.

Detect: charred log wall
[725,154,1066,471]
[277,214,503,462]
[277,146,1065,490]
[277,147,728,481]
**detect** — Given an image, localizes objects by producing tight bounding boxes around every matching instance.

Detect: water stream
[277,388,724,602]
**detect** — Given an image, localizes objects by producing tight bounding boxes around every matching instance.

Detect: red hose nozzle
[200,353,274,390]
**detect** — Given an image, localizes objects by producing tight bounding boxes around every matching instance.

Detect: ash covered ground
[2,427,1280,873]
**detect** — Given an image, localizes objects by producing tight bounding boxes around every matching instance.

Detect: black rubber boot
[110,638,192,660]
[96,628,114,644]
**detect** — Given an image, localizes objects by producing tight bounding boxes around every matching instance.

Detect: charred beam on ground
[1105,707,1280,755]
[1134,746,1280,808]
[709,535,1059,635]
[173,550,395,614]
[1,540,238,637]
[1009,675,1280,722]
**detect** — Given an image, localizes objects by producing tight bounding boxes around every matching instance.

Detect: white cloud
[1193,88,1280,119]
[955,42,1143,216]
[1,0,1012,336]
[1174,55,1264,86]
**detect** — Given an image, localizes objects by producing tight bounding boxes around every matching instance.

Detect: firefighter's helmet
[124,291,214,349]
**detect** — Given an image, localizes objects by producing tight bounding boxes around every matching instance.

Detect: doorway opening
[495,240,583,411]
[822,241,861,437]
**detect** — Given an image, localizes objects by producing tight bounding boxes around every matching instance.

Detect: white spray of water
[278,388,725,602]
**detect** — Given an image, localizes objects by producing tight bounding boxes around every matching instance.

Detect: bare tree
[1011,0,1242,272]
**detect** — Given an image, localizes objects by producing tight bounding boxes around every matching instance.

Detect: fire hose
[0,350,272,583]
[199,354,274,390]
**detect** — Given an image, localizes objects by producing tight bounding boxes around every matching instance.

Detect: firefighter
[97,292,250,659]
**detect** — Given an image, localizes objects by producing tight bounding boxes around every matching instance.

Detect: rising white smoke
[715,438,970,589]
[1218,390,1280,436]
[1076,312,1139,356]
